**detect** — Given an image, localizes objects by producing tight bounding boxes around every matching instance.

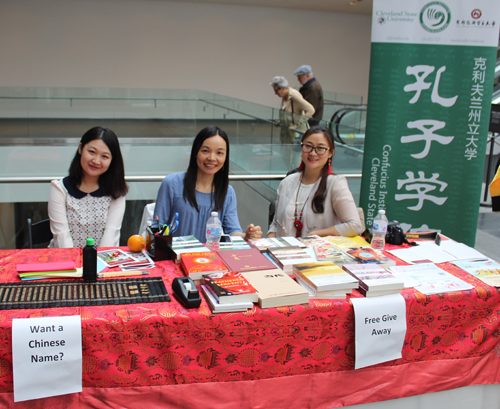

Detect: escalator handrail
[329,106,367,145]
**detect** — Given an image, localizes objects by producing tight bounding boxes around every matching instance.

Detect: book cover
[266,246,317,273]
[453,259,500,287]
[200,285,254,313]
[241,269,308,308]
[293,261,359,292]
[344,247,396,267]
[323,236,370,249]
[202,271,259,304]
[216,248,277,273]
[181,252,228,281]
[297,235,322,246]
[342,263,404,292]
[308,239,345,262]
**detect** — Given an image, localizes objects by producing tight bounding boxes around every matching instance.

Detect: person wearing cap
[294,65,324,125]
[270,76,315,145]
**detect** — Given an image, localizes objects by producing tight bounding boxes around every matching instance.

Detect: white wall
[0,0,372,107]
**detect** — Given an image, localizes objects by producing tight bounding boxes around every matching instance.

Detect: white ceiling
[158,0,373,15]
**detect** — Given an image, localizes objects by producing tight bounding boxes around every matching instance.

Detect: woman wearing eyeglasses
[268,126,363,238]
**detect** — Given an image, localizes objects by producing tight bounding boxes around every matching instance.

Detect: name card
[351,294,406,369]
[12,315,82,402]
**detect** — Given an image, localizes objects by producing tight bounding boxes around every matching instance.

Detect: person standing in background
[294,65,324,126]
[271,76,315,145]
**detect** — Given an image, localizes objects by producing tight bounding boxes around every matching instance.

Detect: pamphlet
[387,263,474,295]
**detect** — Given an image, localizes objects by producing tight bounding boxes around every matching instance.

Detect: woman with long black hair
[154,125,262,242]
[48,126,128,247]
[268,126,362,238]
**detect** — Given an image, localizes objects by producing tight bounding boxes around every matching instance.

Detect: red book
[202,271,259,304]
[216,248,277,273]
[180,252,228,282]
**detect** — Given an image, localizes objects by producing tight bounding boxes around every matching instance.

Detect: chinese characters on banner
[360,0,499,246]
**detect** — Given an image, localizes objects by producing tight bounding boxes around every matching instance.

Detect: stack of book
[218,236,252,251]
[342,264,404,297]
[250,237,305,252]
[293,261,359,299]
[266,246,316,274]
[17,261,80,280]
[200,271,258,313]
[180,252,228,283]
[242,269,308,308]
[304,237,354,266]
[171,235,209,263]
[200,285,254,313]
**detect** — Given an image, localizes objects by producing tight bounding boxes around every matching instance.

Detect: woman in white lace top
[48,127,128,248]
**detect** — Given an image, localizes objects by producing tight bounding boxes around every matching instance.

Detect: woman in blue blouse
[154,126,262,242]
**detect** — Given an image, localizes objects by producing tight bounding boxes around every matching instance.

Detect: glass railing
[322,91,364,123]
[0,87,364,249]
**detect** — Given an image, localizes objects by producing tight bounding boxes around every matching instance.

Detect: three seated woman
[48,124,361,248]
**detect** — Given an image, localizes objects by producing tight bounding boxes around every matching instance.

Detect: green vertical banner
[361,0,500,246]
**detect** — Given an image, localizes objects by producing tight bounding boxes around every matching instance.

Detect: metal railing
[0,174,363,184]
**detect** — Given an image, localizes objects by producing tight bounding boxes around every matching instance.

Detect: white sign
[372,0,500,46]
[351,294,406,369]
[12,315,82,402]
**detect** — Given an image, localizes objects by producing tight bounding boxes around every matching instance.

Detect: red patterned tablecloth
[0,247,499,408]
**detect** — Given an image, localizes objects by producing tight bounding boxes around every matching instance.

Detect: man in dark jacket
[293,65,324,126]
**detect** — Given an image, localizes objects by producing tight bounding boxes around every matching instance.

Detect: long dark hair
[69,126,128,199]
[183,126,229,212]
[301,125,335,213]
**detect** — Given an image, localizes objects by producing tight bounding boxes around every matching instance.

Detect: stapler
[172,277,201,309]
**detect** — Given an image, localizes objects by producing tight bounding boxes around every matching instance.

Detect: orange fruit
[127,235,145,252]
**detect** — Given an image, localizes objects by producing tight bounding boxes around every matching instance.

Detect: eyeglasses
[301,143,329,156]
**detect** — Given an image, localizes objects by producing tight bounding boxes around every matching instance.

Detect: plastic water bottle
[206,211,222,251]
[371,210,388,253]
[82,238,97,281]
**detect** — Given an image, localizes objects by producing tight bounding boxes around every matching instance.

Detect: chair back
[27,219,53,249]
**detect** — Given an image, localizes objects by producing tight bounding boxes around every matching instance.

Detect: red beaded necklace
[293,177,319,238]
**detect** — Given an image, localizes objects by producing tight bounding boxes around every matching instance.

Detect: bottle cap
[379,210,386,215]
[211,211,218,217]
[86,238,95,246]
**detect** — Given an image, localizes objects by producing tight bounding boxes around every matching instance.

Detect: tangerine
[128,235,145,252]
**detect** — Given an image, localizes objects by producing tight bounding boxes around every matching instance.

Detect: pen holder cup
[153,234,175,262]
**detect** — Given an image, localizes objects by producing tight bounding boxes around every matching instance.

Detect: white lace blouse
[48,178,126,248]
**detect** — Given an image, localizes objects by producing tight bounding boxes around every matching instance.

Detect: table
[0,247,500,408]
